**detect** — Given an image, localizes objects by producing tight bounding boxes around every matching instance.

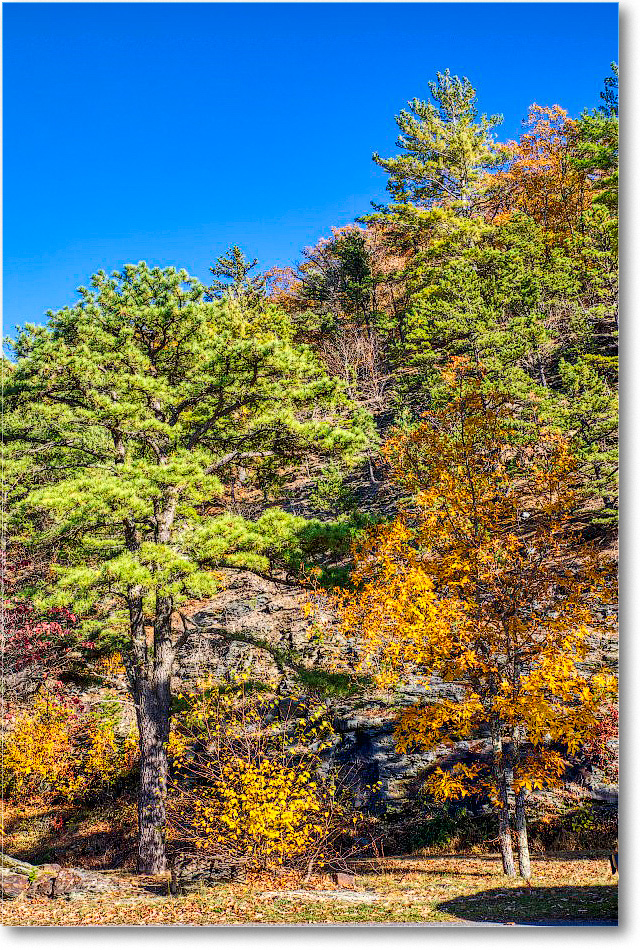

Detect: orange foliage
[263,265,299,312]
[485,105,592,239]
[331,364,617,808]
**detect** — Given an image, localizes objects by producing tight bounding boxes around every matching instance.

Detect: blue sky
[3,2,618,338]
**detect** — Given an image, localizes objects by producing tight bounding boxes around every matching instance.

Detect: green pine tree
[575,63,619,214]
[372,69,503,215]
[4,262,372,872]
[208,244,267,311]
[383,206,617,525]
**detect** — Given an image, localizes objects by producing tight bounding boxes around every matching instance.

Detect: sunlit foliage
[329,365,617,876]
[2,690,137,804]
[167,680,367,871]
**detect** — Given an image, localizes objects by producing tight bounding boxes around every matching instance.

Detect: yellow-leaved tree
[332,365,617,879]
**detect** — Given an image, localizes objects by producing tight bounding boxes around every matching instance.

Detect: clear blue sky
[3,2,618,338]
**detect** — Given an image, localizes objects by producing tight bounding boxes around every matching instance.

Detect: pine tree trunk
[133,489,179,873]
[514,786,532,880]
[124,584,172,874]
[135,678,171,873]
[124,493,178,875]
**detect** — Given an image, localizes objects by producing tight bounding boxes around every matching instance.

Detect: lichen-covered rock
[52,870,78,898]
[26,874,56,898]
[332,871,356,889]
[169,853,246,893]
[0,854,125,900]
[0,873,29,899]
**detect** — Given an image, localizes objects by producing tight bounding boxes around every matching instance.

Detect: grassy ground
[3,855,617,926]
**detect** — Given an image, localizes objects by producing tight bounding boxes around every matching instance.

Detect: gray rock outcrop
[174,569,618,812]
[0,852,125,900]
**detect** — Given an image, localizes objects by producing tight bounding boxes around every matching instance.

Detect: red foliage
[584,704,619,782]
[2,602,79,676]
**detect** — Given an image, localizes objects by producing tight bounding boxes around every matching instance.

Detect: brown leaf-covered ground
[3,855,617,926]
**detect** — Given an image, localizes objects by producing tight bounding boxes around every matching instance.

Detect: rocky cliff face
[175,568,618,813]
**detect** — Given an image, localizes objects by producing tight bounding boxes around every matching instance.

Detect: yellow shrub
[187,756,333,867]
[96,652,126,676]
[2,691,137,804]
[167,682,349,870]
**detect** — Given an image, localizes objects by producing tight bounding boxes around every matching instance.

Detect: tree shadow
[438,884,618,924]
[5,814,135,870]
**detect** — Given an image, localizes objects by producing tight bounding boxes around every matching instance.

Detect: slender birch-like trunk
[491,722,516,877]
[514,786,532,880]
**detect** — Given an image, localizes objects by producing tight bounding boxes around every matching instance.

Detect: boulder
[26,874,56,898]
[332,871,356,889]
[52,869,80,898]
[0,853,124,900]
[0,873,29,899]
[170,853,246,893]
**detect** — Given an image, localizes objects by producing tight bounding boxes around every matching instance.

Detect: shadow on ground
[438,884,618,924]
[2,806,136,870]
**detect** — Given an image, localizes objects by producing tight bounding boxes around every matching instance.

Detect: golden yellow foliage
[96,651,127,675]
[167,681,359,870]
[2,690,137,804]
[329,366,616,807]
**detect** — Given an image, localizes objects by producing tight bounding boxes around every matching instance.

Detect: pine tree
[208,244,267,311]
[373,70,503,215]
[4,262,372,872]
[297,227,376,330]
[575,64,619,214]
[380,203,617,525]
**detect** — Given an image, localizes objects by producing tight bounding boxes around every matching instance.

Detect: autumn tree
[1,601,80,701]
[0,547,88,700]
[331,368,616,878]
[4,262,371,872]
[484,105,591,239]
[2,688,137,805]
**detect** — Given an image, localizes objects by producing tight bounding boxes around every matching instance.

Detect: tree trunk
[490,721,516,877]
[497,768,516,877]
[514,786,532,880]
[123,490,178,874]
[135,678,171,873]
[132,488,178,873]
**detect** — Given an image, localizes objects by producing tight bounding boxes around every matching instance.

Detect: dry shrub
[318,325,389,410]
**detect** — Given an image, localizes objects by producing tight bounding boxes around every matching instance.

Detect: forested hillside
[2,67,618,904]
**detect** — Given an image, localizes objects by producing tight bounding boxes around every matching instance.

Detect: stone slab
[260,889,379,903]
